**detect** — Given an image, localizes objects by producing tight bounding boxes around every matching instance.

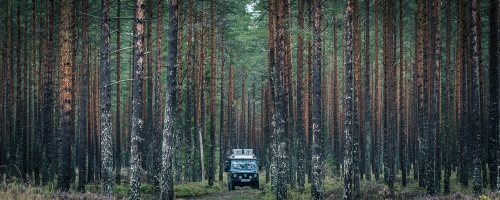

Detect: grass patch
[174,180,224,198]
[3,170,500,199]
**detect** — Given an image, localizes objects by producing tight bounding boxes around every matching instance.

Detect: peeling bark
[153,0,164,196]
[311,0,322,199]
[57,0,73,192]
[296,0,306,189]
[427,0,441,195]
[344,0,354,199]
[471,0,481,196]
[161,0,178,197]
[274,0,287,198]
[131,0,145,198]
[100,0,114,195]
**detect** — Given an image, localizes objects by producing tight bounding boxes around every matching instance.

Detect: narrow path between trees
[183,188,262,200]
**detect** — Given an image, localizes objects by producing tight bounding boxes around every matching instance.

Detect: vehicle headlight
[239,176,242,179]
[233,174,237,177]
[254,174,258,178]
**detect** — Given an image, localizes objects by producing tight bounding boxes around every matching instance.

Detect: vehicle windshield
[231,160,257,171]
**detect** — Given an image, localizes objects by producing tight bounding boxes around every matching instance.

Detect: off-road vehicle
[224,149,259,190]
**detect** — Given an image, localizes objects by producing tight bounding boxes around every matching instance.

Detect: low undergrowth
[2,170,500,199]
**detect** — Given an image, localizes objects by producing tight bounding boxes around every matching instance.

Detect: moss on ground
[1,171,500,199]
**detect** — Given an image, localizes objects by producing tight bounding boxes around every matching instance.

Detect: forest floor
[2,170,500,199]
[182,188,261,200]
[168,170,500,200]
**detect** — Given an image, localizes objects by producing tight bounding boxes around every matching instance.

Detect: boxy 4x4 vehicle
[224,149,259,190]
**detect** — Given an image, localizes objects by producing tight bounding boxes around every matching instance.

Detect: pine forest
[0,0,499,199]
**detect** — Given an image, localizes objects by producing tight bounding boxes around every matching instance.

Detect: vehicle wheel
[252,183,259,189]
[228,180,235,190]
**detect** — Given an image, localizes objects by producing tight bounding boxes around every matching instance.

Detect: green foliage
[174,181,222,198]
[43,182,57,193]
[2,171,500,199]
[140,184,153,194]
[324,156,341,177]
[114,184,130,199]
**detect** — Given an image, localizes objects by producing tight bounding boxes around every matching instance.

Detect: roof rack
[230,149,256,159]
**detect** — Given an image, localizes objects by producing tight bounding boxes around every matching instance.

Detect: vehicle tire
[228,180,235,190]
[252,182,259,189]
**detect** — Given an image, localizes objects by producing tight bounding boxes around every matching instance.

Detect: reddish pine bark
[131,0,145,198]
[57,0,73,191]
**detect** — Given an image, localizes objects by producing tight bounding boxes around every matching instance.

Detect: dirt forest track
[182,188,262,200]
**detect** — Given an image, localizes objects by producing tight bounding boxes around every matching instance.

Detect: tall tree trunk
[443,0,452,194]
[218,28,225,182]
[274,0,287,198]
[427,0,441,194]
[195,13,206,180]
[70,2,77,184]
[115,0,122,185]
[383,0,396,193]
[364,0,372,181]
[23,20,29,182]
[306,1,313,183]
[100,0,114,195]
[152,0,164,196]
[4,0,13,180]
[174,0,183,184]
[458,0,469,187]
[471,0,481,196]
[284,0,294,188]
[476,0,487,189]
[240,76,247,148]
[344,0,354,199]
[0,0,6,180]
[267,0,276,187]
[145,0,154,180]
[87,47,95,183]
[78,0,89,191]
[228,64,235,158]
[398,0,407,187]
[488,0,499,191]
[454,0,463,186]
[497,0,500,191]
[131,0,145,198]
[333,17,341,177]
[311,0,322,199]
[352,0,361,196]
[296,0,306,189]
[184,0,194,182]
[42,0,55,185]
[372,0,380,181]
[161,0,178,198]
[95,48,102,181]
[57,0,73,191]
[15,6,25,181]
[415,0,425,187]
[208,0,216,187]
[32,0,41,185]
